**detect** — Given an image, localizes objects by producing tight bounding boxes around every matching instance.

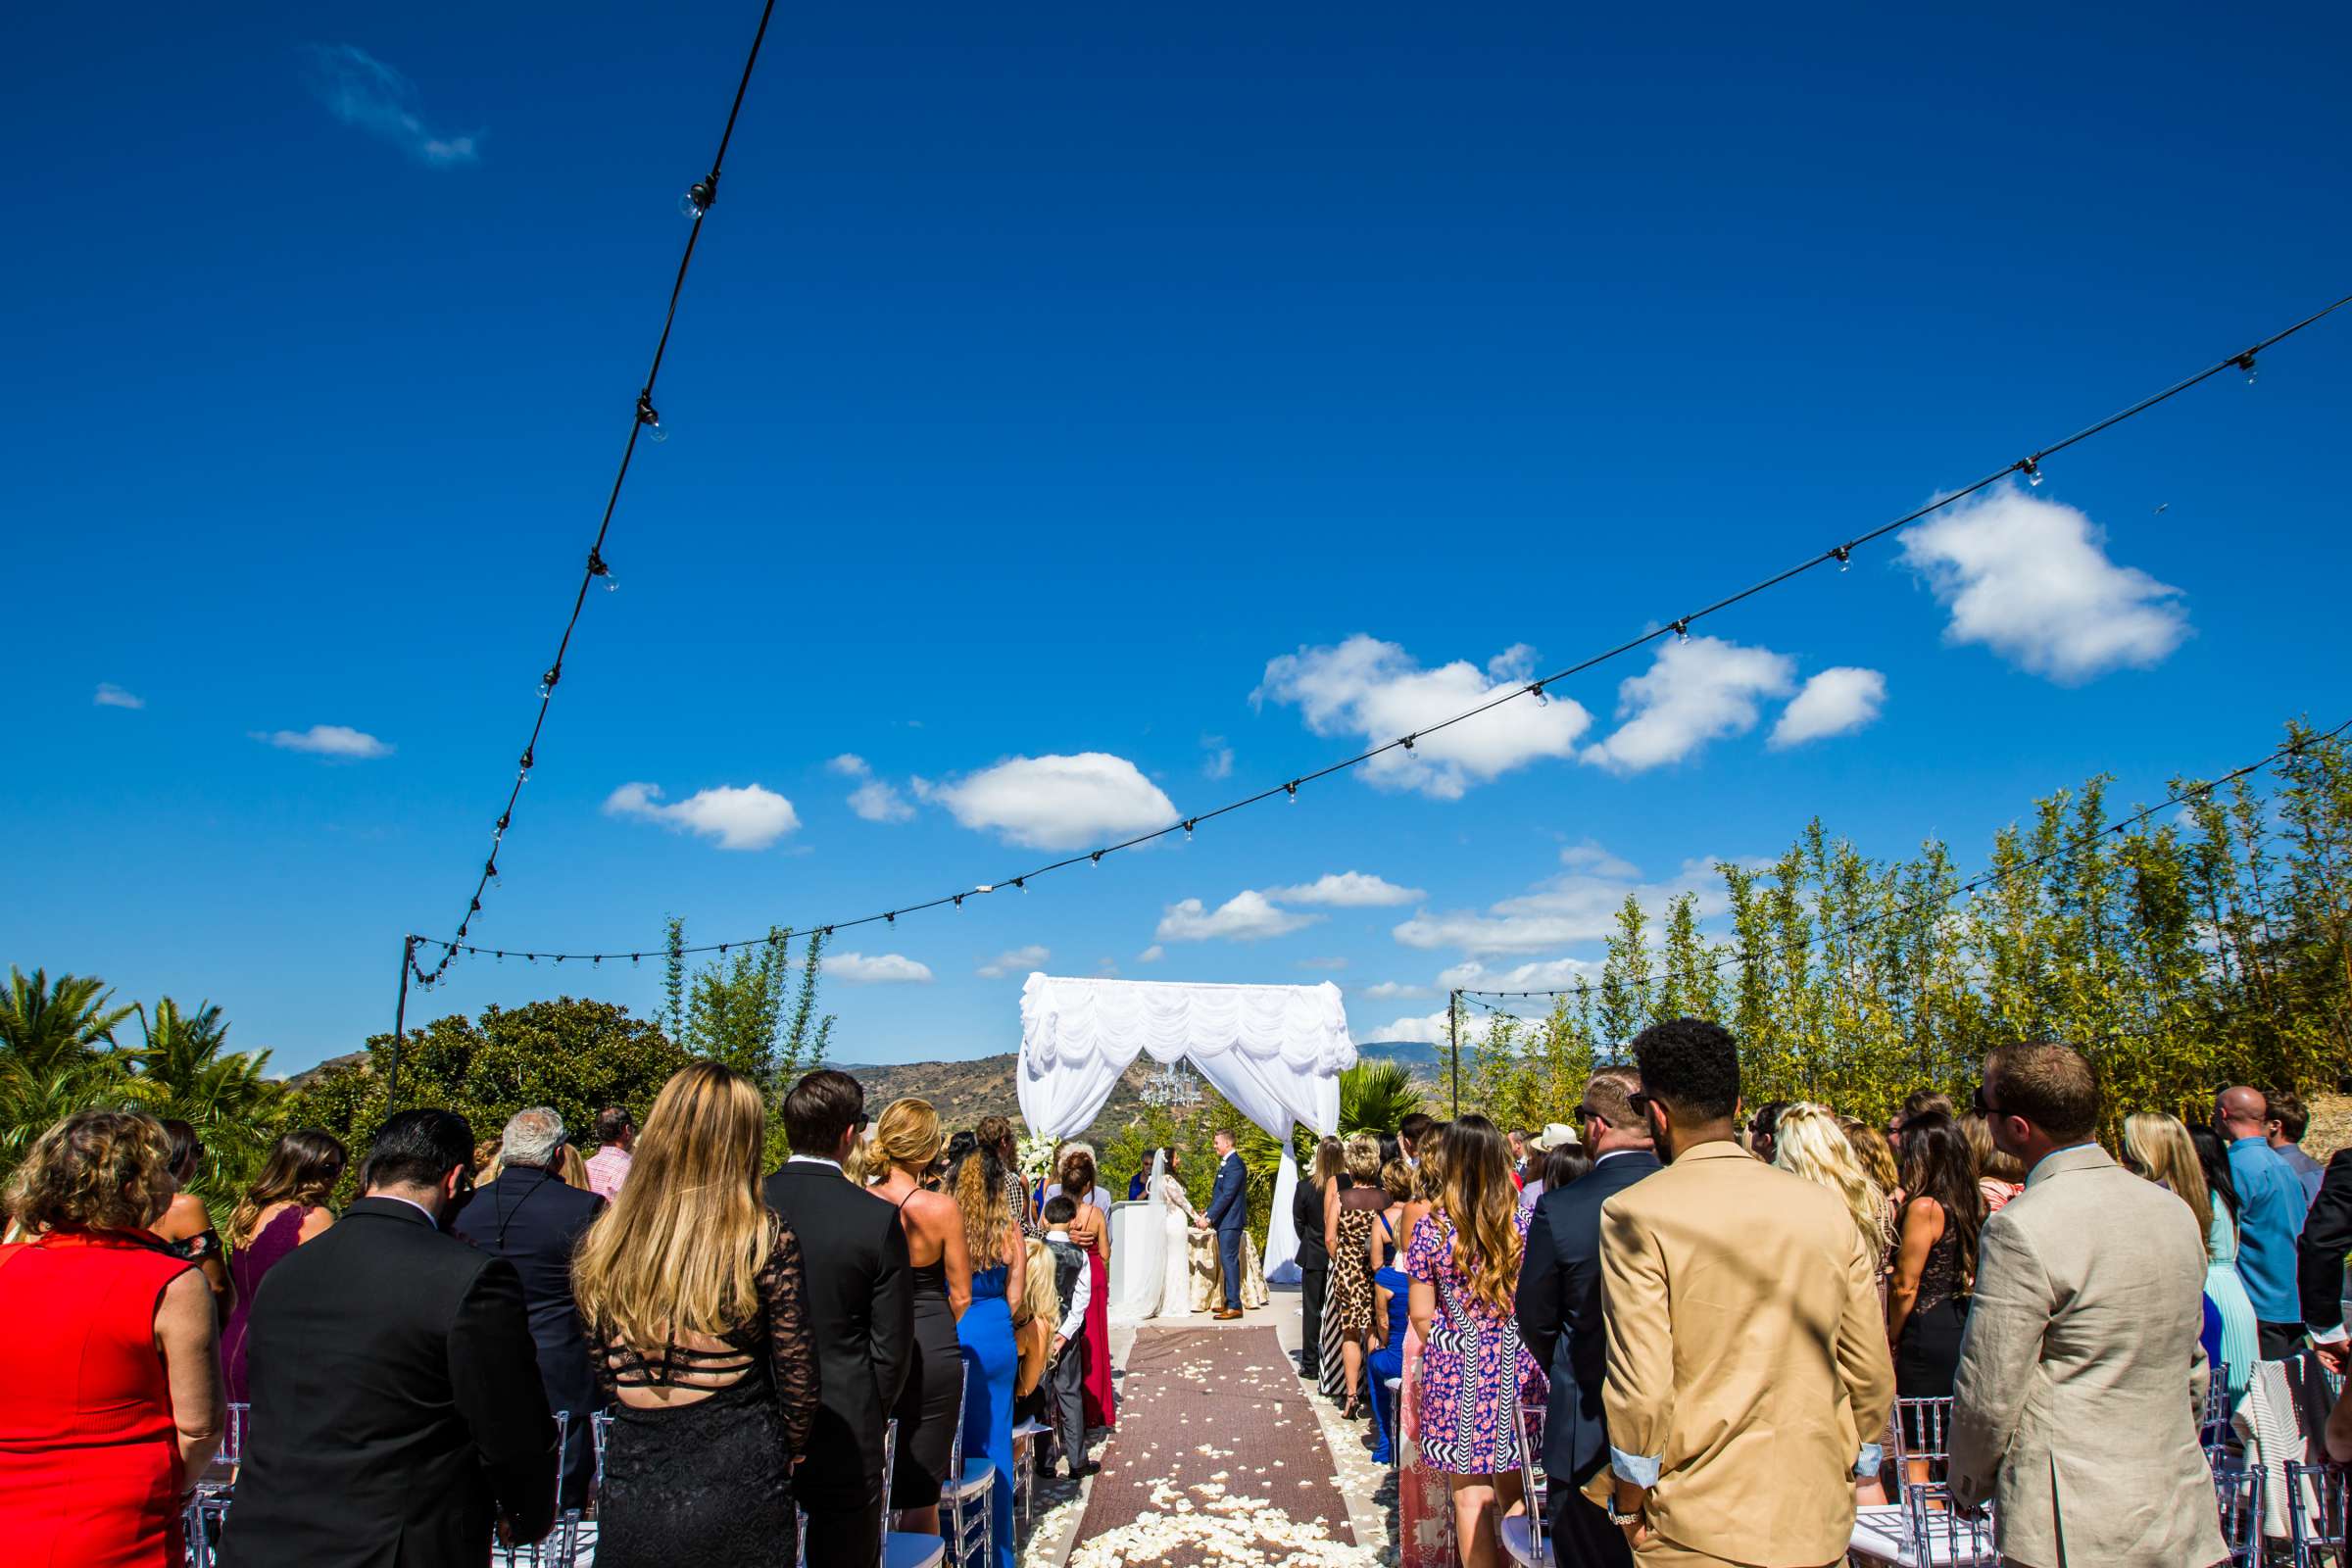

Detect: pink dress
[1404,1208,1539,1475]
[1396,1324,1459,1568]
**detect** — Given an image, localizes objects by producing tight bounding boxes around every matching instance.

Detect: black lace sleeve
[760,1215,820,1458]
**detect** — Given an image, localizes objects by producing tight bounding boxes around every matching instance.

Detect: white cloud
[1201,736,1235,780]
[828,754,870,777]
[603,781,799,850]
[1138,945,1166,963]
[94,683,144,710]
[1581,636,1795,773]
[300,44,479,166]
[848,779,914,823]
[1900,482,2188,683]
[1394,857,1727,956]
[1362,980,1431,1000]
[1559,842,1640,878]
[825,952,934,984]
[1770,666,1887,749]
[1154,890,1324,943]
[253,724,392,760]
[1365,1008,1496,1046]
[1252,635,1592,799]
[920,753,1177,850]
[1266,871,1426,907]
[977,945,1051,979]
[1437,956,1605,991]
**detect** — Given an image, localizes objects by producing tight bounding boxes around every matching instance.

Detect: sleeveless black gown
[891,1229,963,1506]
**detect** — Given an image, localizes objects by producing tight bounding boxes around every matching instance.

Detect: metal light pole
[389,935,416,1104]
[1448,988,1462,1118]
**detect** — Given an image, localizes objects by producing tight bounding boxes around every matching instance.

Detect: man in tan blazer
[1948,1042,2225,1568]
[1585,1018,1895,1566]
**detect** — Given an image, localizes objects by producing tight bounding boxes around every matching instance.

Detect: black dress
[890,1206,963,1508]
[593,1214,820,1568]
[1894,1199,1970,1437]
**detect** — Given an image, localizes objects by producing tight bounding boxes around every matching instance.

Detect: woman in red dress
[0,1108,226,1567]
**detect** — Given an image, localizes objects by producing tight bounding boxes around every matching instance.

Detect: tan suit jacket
[1584,1140,1895,1566]
[1948,1142,2226,1568]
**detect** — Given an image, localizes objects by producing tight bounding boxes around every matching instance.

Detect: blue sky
[8,1,2350,1073]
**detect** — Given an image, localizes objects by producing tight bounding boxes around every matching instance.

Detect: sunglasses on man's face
[1971,1084,2003,1117]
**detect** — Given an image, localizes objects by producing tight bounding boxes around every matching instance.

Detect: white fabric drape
[1018,973,1355,1288]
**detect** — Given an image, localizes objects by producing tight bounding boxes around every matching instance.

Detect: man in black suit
[452,1106,606,1507]
[2298,1145,2352,1370]
[761,1070,913,1568]
[1514,1066,1661,1568]
[220,1109,557,1568]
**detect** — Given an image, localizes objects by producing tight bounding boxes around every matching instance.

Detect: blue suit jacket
[1513,1149,1662,1485]
[1205,1152,1248,1234]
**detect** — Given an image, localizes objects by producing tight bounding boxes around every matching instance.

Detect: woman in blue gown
[954,1142,1027,1568]
[1365,1262,1411,1464]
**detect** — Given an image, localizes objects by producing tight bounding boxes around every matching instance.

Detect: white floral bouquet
[1016,1132,1059,1181]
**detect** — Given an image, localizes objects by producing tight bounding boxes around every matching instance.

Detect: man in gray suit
[1949,1042,2225,1568]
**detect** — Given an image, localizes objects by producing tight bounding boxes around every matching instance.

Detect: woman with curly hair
[1405,1113,1536,1568]
[221,1127,347,1403]
[0,1109,225,1565]
[950,1136,1028,1568]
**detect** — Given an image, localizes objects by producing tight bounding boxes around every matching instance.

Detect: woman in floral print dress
[1404,1113,1538,1568]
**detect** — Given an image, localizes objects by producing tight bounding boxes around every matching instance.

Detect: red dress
[0,1230,195,1568]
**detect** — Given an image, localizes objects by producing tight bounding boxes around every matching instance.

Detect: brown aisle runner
[1065,1325,1374,1567]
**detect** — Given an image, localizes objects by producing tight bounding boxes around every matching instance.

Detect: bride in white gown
[1155,1146,1203,1318]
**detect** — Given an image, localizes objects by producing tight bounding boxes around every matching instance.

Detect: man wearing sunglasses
[1516,1067,1659,1567]
[1583,1018,1891,1567]
[1946,1044,2223,1568]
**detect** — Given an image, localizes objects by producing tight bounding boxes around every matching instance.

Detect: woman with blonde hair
[1405,1113,1537,1568]
[1839,1114,1901,1211]
[221,1128,347,1403]
[950,1136,1028,1568]
[1774,1102,1892,1271]
[572,1062,818,1567]
[0,1110,225,1565]
[866,1100,972,1536]
[2126,1111,2258,1397]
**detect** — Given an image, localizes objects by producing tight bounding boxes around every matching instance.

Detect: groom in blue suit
[1200,1128,1249,1319]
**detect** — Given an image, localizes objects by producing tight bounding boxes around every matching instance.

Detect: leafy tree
[120,999,278,1210]
[0,968,135,1179]
[1338,1060,1424,1138]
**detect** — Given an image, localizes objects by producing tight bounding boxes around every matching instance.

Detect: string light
[2236,352,2258,384]
[405,293,2352,985]
[406,0,783,990]
[2022,457,2044,487]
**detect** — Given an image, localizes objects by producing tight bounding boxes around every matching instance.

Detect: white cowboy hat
[1533,1121,1582,1151]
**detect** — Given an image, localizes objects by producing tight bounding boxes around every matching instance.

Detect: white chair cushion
[1499,1514,1545,1567]
[941,1457,997,1499]
[884,1531,949,1568]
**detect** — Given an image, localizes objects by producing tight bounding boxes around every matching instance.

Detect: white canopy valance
[1017,973,1357,1288]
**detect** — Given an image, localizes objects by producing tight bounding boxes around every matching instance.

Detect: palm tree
[0,967,133,1078]
[123,998,278,1205]
[0,967,135,1180]
[1338,1059,1425,1138]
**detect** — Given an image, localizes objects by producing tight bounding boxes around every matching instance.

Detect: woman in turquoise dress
[954,1142,1027,1568]
[2189,1124,2261,1396]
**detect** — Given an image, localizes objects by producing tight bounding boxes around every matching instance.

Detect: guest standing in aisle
[954,1139,1029,1568]
[1040,1196,1101,1478]
[1325,1134,1388,1417]
[220,1129,346,1404]
[761,1070,913,1568]
[865,1099,973,1539]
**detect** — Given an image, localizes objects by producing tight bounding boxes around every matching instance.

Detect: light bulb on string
[588,549,616,592]
[1286,780,1299,803]
[2236,353,2258,384]
[636,392,666,444]
[2022,458,2043,487]
[1091,852,1104,865]
[1525,683,1548,707]
[1671,618,1690,641]
[1833,546,1851,572]
[681,174,717,220]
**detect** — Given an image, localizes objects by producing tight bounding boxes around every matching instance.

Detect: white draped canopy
[1017,972,1358,1289]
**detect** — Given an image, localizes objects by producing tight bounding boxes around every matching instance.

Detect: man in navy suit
[1200,1128,1250,1320]
[1514,1067,1662,1567]
[452,1106,606,1507]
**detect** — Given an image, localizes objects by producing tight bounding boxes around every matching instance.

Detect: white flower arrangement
[1016,1132,1060,1181]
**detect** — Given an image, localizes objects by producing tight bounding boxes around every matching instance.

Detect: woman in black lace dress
[572,1062,819,1567]
[1886,1111,1983,1472]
